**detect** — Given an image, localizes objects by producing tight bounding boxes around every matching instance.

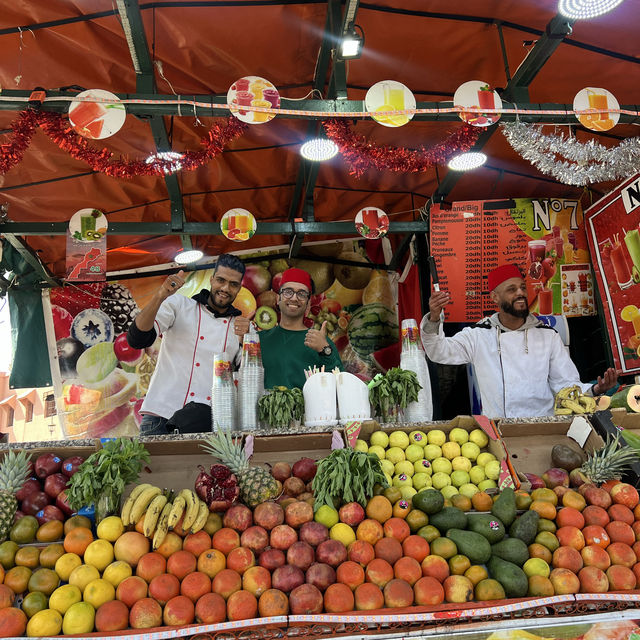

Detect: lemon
[83,539,114,572]
[448,427,469,445]
[354,439,369,453]
[102,560,132,588]
[394,461,415,477]
[388,431,410,449]
[427,429,446,446]
[469,428,489,449]
[385,447,406,464]
[55,553,82,582]
[69,564,100,593]
[380,459,395,476]
[414,459,433,476]
[431,472,451,490]
[96,515,124,542]
[477,452,496,467]
[469,466,487,485]
[49,584,82,615]
[459,483,480,499]
[423,444,442,461]
[478,479,497,491]
[373,105,395,126]
[440,485,459,499]
[523,558,550,578]
[412,473,432,491]
[330,523,356,547]
[441,442,461,460]
[408,430,427,446]
[484,460,501,481]
[26,609,63,637]
[450,470,471,488]
[392,473,412,488]
[62,602,95,636]
[369,430,390,448]
[83,578,115,609]
[451,456,472,472]
[315,505,339,528]
[460,442,480,461]
[431,457,453,475]
[368,445,386,460]
[404,444,424,463]
[621,305,640,322]
[399,486,417,500]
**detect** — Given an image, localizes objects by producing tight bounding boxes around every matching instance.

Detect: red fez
[280,267,312,291]
[488,264,523,291]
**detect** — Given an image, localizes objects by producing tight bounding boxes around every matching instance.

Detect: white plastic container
[303,372,338,427]
[336,371,371,423]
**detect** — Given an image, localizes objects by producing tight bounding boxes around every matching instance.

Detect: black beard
[501,298,529,318]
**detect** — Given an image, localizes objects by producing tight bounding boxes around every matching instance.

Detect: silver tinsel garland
[502,121,640,186]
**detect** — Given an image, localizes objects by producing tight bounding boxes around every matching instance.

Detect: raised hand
[305,320,329,352]
[428,290,450,322]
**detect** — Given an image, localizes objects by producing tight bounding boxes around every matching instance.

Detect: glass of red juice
[611,243,632,289]
[539,288,553,315]
[528,240,546,264]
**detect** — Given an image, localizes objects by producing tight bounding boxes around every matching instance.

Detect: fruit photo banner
[46,240,400,439]
[585,172,640,374]
[430,198,593,323]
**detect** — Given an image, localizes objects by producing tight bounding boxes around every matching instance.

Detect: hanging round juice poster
[365,81,415,127]
[228,76,280,124]
[453,80,502,127]
[355,207,389,239]
[69,208,108,242]
[573,87,619,132]
[221,209,257,242]
[68,89,126,139]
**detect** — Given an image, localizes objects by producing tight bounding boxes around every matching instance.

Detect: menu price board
[430,199,592,322]
[585,172,640,374]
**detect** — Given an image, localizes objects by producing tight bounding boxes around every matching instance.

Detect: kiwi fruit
[550,444,585,472]
[255,306,277,330]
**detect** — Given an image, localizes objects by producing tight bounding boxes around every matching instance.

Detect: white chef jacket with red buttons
[140,294,241,419]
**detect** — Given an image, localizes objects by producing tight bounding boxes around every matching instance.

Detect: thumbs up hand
[304,321,330,353]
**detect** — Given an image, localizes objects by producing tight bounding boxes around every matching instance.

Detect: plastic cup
[262,89,280,108]
[251,100,271,123]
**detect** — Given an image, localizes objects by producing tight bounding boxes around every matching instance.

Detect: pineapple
[0,449,32,542]
[202,431,280,507]
[580,434,639,485]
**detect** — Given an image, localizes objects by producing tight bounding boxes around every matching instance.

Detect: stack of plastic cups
[211,352,236,431]
[237,326,264,431]
[399,319,433,422]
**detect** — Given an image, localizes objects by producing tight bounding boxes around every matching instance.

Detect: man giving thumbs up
[259,267,343,390]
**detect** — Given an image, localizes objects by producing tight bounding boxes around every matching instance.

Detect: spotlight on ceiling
[174,249,203,264]
[300,138,339,162]
[558,0,625,19]
[339,24,364,59]
[145,151,184,174]
[448,152,487,172]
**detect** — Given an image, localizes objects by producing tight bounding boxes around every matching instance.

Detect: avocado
[429,506,467,533]
[491,486,517,526]
[447,528,491,564]
[488,555,528,598]
[467,513,505,544]
[491,537,530,566]
[9,515,39,544]
[509,509,540,545]
[412,489,444,515]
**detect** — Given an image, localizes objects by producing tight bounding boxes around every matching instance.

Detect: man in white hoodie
[420,264,617,418]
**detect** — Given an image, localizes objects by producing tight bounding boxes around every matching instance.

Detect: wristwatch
[320,345,332,357]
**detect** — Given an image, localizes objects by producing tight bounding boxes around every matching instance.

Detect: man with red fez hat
[420,264,617,418]
[260,267,343,389]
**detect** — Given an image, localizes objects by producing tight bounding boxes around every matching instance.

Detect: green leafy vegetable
[312,448,389,510]
[66,438,150,512]
[258,386,304,428]
[368,368,421,421]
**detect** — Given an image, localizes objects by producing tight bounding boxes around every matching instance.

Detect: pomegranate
[528,262,543,280]
[292,458,317,482]
[195,464,240,512]
[271,462,292,482]
[541,257,556,281]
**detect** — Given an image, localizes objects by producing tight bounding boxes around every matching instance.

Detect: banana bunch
[554,385,597,415]
[121,484,209,549]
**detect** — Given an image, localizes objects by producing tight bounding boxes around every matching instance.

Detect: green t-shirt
[259,325,344,390]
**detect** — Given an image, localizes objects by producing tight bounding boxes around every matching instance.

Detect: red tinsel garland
[323,119,481,177]
[0,110,247,178]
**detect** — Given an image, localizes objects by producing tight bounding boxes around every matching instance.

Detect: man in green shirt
[260,267,343,389]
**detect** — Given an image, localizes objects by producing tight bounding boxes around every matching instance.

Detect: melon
[347,303,398,358]
[609,385,640,413]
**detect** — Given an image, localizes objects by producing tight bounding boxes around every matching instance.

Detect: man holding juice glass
[420,264,617,418]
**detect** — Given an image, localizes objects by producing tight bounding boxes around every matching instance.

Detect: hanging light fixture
[558,0,625,19]
[448,152,487,171]
[300,138,339,162]
[339,24,364,59]
[174,249,203,264]
[145,151,184,174]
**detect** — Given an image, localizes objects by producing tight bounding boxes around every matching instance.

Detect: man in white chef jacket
[420,263,617,418]
[127,253,250,435]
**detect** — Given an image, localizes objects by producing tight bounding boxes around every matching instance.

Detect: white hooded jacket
[420,312,592,418]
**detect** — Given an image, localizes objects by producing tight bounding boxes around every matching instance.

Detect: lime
[370,431,390,448]
[315,505,339,528]
[388,431,410,449]
[427,430,446,446]
[469,428,489,449]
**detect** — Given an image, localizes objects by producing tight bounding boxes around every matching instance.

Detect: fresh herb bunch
[66,438,150,512]
[369,368,422,421]
[312,448,389,510]
[258,386,304,429]
[368,374,393,422]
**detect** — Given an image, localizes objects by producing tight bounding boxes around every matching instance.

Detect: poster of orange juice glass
[68,89,126,140]
[573,87,619,132]
[453,80,502,127]
[227,76,280,124]
[364,81,415,127]
[221,208,257,242]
